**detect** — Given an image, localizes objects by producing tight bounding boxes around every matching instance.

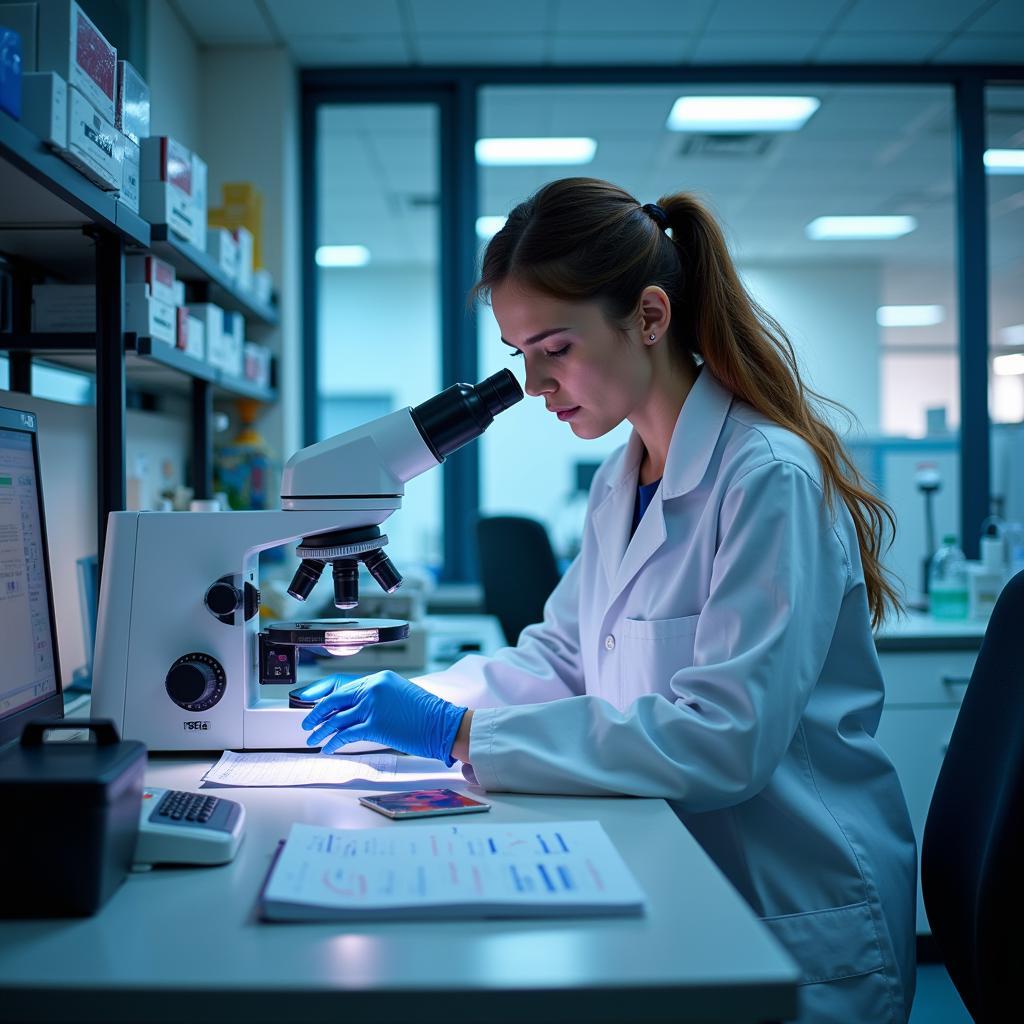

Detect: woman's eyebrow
[499,328,570,348]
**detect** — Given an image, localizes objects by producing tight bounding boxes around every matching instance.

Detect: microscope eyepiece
[411,369,524,462]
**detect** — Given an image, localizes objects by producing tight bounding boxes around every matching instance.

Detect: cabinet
[873,615,985,934]
[0,110,278,565]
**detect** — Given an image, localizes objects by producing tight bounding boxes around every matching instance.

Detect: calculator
[133,787,246,867]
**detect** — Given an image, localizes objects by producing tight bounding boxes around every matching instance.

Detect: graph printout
[260,819,646,920]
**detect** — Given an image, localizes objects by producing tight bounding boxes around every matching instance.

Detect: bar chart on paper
[259,820,646,921]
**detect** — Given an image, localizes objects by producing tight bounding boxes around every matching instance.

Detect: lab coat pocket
[760,900,885,986]
[619,614,700,704]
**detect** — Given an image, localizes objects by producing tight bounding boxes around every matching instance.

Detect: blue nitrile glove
[301,671,467,765]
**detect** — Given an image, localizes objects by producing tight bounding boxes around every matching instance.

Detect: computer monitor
[0,406,62,746]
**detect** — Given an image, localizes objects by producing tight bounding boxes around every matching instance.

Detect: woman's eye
[547,345,570,358]
[508,349,523,359]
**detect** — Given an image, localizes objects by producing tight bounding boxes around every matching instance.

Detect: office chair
[921,569,1024,1023]
[476,515,562,645]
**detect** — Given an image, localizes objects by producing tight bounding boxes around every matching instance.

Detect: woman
[303,178,917,1023]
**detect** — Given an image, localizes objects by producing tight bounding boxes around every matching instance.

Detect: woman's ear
[639,286,671,345]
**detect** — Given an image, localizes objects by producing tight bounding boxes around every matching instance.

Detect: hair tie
[642,203,668,230]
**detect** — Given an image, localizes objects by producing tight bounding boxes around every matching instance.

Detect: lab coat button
[604,634,616,651]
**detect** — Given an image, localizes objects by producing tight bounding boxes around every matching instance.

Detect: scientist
[303,178,917,1023]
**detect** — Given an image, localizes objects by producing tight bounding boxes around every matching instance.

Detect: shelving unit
[0,110,279,566]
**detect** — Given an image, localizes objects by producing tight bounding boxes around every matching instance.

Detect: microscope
[92,371,523,751]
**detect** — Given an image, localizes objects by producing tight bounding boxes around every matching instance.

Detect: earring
[648,333,656,342]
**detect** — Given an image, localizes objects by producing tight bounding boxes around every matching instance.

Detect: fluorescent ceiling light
[666,96,820,133]
[476,215,507,239]
[984,149,1024,174]
[994,353,1024,376]
[1000,324,1024,346]
[475,137,597,166]
[806,216,917,240]
[876,305,945,327]
[316,245,370,267]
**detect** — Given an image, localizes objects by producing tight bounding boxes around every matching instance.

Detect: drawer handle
[941,676,971,688]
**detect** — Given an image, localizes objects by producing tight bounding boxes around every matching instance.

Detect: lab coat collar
[591,367,734,595]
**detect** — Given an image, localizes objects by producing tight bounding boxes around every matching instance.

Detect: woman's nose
[524,364,554,398]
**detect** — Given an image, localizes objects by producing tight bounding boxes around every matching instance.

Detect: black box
[0,720,146,917]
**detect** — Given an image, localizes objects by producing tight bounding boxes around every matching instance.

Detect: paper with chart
[260,819,646,920]
[201,750,400,787]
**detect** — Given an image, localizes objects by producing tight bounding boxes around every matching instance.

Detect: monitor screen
[0,407,62,746]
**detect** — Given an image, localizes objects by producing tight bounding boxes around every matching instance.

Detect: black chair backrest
[476,515,562,645]
[922,569,1024,1022]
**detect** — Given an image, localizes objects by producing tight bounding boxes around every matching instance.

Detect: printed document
[202,750,400,787]
[260,819,646,921]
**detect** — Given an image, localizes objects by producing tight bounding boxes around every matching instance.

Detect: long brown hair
[475,177,901,627]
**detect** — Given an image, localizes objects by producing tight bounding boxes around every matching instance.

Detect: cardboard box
[114,58,147,145]
[217,181,263,266]
[252,268,272,306]
[61,83,119,189]
[188,302,223,367]
[244,342,271,389]
[20,70,65,149]
[206,227,238,281]
[31,283,93,331]
[210,308,243,377]
[36,0,115,122]
[0,4,36,72]
[190,152,207,251]
[183,314,204,360]
[0,26,21,118]
[171,279,185,307]
[125,283,174,347]
[125,254,176,307]
[140,136,193,238]
[116,132,138,213]
[234,226,254,292]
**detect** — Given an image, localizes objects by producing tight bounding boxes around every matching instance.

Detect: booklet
[259,819,646,922]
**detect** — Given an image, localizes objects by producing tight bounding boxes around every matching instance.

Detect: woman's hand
[301,670,468,765]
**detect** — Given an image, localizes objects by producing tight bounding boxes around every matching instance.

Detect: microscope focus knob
[165,653,227,712]
[205,580,242,617]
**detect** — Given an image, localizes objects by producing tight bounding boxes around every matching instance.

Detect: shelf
[0,110,150,250]
[0,333,277,403]
[146,225,279,328]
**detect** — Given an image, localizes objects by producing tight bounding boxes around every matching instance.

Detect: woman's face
[490,280,653,439]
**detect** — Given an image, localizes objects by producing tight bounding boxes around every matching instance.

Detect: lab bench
[873,612,986,936]
[0,755,799,1023]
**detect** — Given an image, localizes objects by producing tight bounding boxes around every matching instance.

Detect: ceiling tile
[932,33,1024,62]
[814,32,949,63]
[966,0,1024,33]
[173,0,277,43]
[704,0,849,34]
[290,34,410,66]
[552,0,715,34]
[838,0,990,34]
[263,0,404,37]
[691,32,821,63]
[416,34,547,64]
[549,33,690,64]
[408,0,550,34]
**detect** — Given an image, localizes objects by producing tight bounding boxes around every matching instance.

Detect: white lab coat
[419,368,917,1023]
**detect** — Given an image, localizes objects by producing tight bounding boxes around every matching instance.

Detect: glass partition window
[986,86,1024,540]
[477,84,958,603]
[316,104,442,574]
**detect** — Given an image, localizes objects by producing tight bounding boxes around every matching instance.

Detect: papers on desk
[259,820,646,922]
[202,751,399,787]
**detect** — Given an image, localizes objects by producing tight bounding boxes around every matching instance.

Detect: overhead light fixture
[475,138,597,166]
[876,305,945,327]
[806,216,917,240]
[994,353,1024,376]
[316,245,371,267]
[984,149,1024,174]
[666,96,820,133]
[476,215,507,239]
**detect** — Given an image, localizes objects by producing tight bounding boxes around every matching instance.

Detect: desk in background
[0,756,799,1023]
